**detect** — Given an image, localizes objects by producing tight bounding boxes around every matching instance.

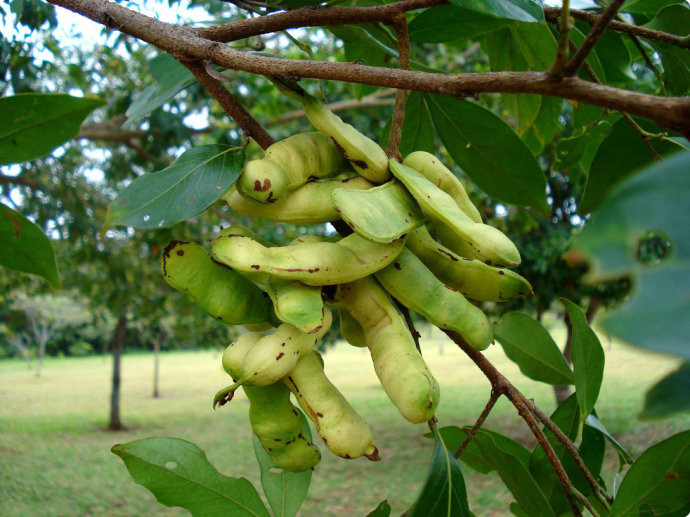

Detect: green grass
[1,325,688,516]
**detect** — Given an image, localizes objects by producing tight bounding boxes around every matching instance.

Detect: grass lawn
[1,324,688,516]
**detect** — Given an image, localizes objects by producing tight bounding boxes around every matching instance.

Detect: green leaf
[580,117,684,213]
[646,5,690,96]
[609,430,690,517]
[126,52,195,119]
[585,414,633,468]
[252,430,312,517]
[409,5,510,43]
[623,0,683,14]
[408,428,471,517]
[105,145,244,230]
[572,151,690,359]
[448,0,544,23]
[474,432,556,517]
[366,500,392,517]
[0,93,104,165]
[562,299,605,420]
[639,362,690,420]
[399,92,435,156]
[0,203,60,287]
[111,437,270,517]
[425,94,548,214]
[494,312,575,386]
[554,121,613,175]
[569,26,607,82]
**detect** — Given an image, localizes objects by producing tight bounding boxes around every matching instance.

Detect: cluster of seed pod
[161,88,532,472]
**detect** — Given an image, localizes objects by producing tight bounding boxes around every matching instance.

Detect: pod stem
[212,377,247,408]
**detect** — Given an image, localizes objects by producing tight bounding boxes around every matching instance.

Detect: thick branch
[544,6,690,49]
[45,0,690,134]
[182,60,274,149]
[562,0,625,77]
[386,14,410,160]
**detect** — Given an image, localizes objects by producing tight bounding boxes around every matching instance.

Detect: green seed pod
[300,95,390,183]
[283,351,379,461]
[218,224,275,247]
[161,241,274,326]
[332,180,425,243]
[214,309,334,405]
[338,307,368,348]
[220,333,321,472]
[338,277,440,423]
[402,151,482,223]
[375,248,493,350]
[390,159,520,267]
[211,232,406,286]
[406,226,532,301]
[224,176,373,225]
[265,277,325,334]
[237,132,349,202]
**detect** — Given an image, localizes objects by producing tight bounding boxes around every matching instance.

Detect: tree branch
[45,0,690,135]
[0,173,45,191]
[549,0,571,76]
[454,389,500,458]
[181,59,274,149]
[385,13,410,160]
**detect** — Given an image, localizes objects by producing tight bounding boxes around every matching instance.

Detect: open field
[1,325,688,516]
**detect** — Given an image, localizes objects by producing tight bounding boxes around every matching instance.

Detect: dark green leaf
[425,94,548,214]
[569,26,607,82]
[585,414,633,467]
[400,92,435,156]
[409,5,510,43]
[646,5,690,96]
[408,428,471,517]
[609,431,690,517]
[366,500,392,517]
[495,312,575,386]
[0,203,60,287]
[252,429,312,517]
[572,151,690,359]
[623,0,683,14]
[111,437,270,517]
[0,93,104,165]
[474,433,556,517]
[639,362,690,420]
[521,96,564,156]
[126,53,195,119]
[105,145,244,230]
[562,299,605,420]
[580,115,684,213]
[554,121,613,175]
[587,29,634,85]
[447,0,544,23]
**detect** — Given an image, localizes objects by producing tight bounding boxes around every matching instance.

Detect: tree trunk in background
[152,338,160,398]
[109,313,127,430]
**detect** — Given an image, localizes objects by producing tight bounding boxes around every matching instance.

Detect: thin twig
[454,389,500,458]
[561,0,626,77]
[181,59,274,149]
[622,21,666,93]
[550,0,572,76]
[275,94,395,124]
[394,299,422,353]
[385,13,410,160]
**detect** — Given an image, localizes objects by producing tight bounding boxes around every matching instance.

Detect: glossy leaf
[425,94,548,214]
[409,5,509,43]
[622,0,683,14]
[554,120,613,175]
[366,500,392,517]
[105,145,243,230]
[585,414,633,467]
[639,362,690,420]
[495,312,574,386]
[408,429,471,517]
[609,430,690,517]
[572,151,690,358]
[112,437,269,517]
[333,181,424,243]
[126,52,195,119]
[0,93,104,165]
[252,426,312,517]
[562,299,605,420]
[646,5,690,96]
[0,203,60,287]
[580,117,684,213]
[400,92,435,156]
[448,0,544,23]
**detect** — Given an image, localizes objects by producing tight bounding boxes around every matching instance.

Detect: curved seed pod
[214,309,333,405]
[299,95,390,183]
[375,247,493,350]
[390,159,520,267]
[220,333,320,472]
[225,176,373,225]
[403,151,482,223]
[238,132,349,202]
[338,277,440,424]
[266,277,325,334]
[218,224,275,247]
[338,307,368,348]
[407,226,532,301]
[161,241,274,326]
[211,232,406,286]
[283,351,379,461]
[332,180,425,243]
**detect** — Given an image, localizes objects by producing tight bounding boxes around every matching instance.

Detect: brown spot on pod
[276,267,305,272]
[281,342,286,347]
[250,264,260,270]
[176,249,185,256]
[351,159,368,169]
[365,448,381,461]
[274,438,282,442]
[253,178,272,192]
[276,352,284,360]
[438,248,458,262]
[307,175,318,181]
[393,262,401,270]
[344,454,352,459]
[498,270,505,275]
[316,412,324,418]
[485,260,493,266]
